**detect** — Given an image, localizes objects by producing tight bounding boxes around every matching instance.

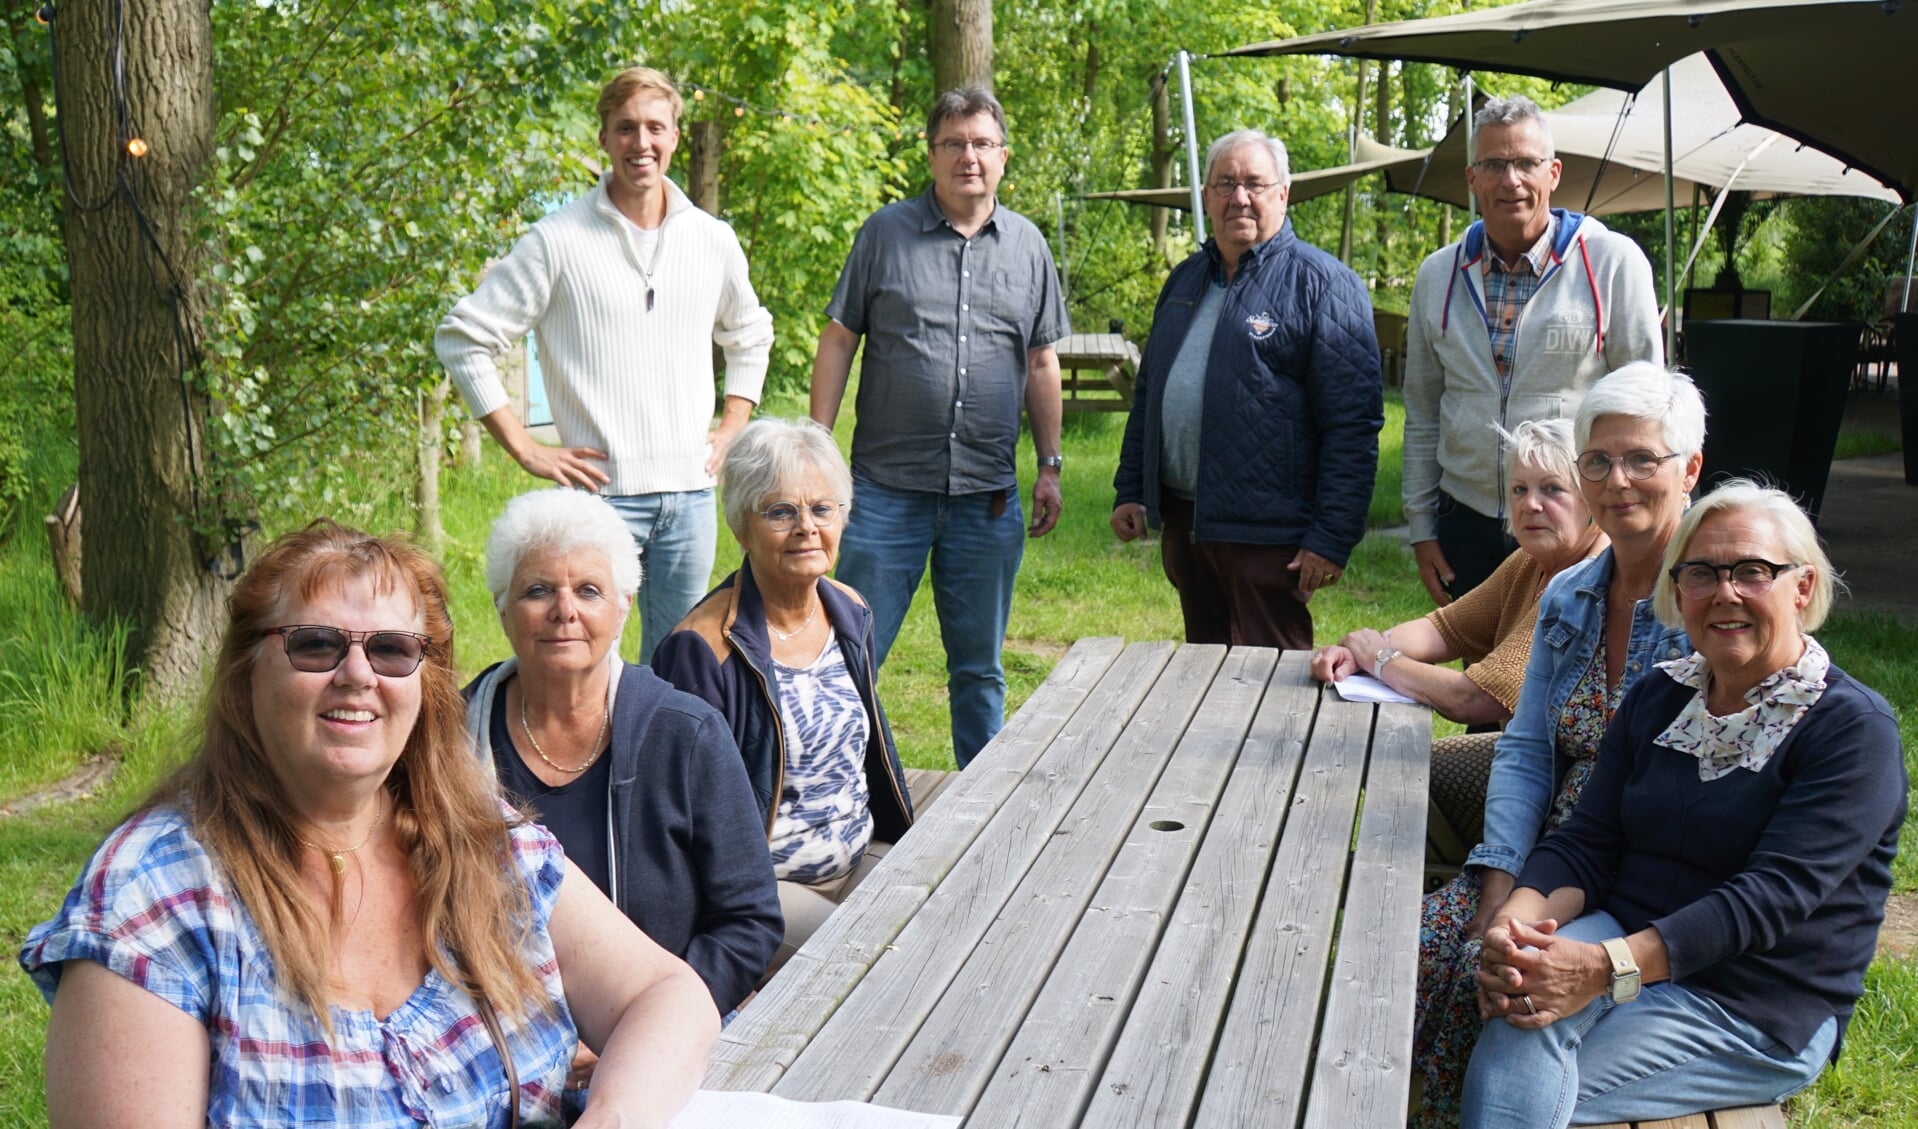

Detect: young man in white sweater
[1402,95,1662,606]
[437,67,774,663]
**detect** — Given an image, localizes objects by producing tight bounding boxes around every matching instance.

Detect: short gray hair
[927,87,1006,145]
[1474,95,1555,157]
[720,418,854,542]
[1203,129,1291,188]
[1575,363,1709,460]
[1653,478,1841,631]
[1494,417,1580,535]
[484,489,641,611]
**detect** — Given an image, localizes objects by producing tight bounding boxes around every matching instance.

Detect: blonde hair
[597,66,683,126]
[1653,478,1841,631]
[142,522,549,1031]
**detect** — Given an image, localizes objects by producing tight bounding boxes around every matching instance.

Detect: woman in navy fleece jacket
[1460,481,1905,1127]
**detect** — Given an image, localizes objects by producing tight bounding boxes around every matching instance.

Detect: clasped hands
[1475,916,1609,1029]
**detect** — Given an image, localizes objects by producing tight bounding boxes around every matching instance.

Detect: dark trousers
[1435,489,1518,599]
[1158,493,1314,651]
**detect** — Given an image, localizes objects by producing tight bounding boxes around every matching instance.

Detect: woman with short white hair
[465,487,779,1085]
[654,417,915,972]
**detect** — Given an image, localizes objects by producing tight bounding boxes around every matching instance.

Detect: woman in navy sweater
[1460,481,1905,1127]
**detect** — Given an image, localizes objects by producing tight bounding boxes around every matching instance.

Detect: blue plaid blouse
[20,806,578,1128]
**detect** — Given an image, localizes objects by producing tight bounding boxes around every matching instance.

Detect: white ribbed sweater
[436,177,775,496]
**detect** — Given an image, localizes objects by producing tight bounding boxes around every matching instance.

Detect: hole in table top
[1149,820,1186,832]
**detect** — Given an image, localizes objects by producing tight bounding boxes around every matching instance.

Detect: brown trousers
[1158,493,1314,651]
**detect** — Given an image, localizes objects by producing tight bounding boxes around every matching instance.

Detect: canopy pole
[1904,203,1917,311]
[1177,50,1206,244]
[1663,67,1677,358]
[1464,73,1477,224]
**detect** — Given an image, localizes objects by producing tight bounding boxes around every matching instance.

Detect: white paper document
[1328,672,1421,706]
[671,1090,962,1129]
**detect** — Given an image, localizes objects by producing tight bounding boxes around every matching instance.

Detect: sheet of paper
[671,1089,962,1129]
[1329,672,1421,706]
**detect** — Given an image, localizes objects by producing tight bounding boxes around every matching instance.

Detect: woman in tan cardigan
[1312,418,1602,724]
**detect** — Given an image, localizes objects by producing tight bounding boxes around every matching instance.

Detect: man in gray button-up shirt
[811,87,1069,768]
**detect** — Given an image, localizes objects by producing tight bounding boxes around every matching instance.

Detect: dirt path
[0,752,117,819]
[1880,891,1918,960]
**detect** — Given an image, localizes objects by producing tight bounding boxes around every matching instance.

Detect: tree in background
[930,0,993,93]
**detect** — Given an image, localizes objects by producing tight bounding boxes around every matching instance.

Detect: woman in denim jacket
[1412,363,1705,1125]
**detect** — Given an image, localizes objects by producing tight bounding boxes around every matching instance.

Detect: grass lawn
[0,389,1913,1125]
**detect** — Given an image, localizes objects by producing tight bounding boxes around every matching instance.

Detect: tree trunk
[686,118,722,215]
[928,0,992,94]
[58,0,228,699]
[415,383,447,555]
[5,5,55,171]
[1373,61,1394,275]
[1149,71,1172,259]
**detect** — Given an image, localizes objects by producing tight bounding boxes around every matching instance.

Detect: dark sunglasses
[265,625,431,677]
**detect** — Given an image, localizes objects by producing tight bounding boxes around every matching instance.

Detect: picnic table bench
[705,638,1431,1126]
[1055,332,1141,412]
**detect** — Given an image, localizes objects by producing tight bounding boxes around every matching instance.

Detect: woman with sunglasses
[1413,363,1705,1126]
[464,487,780,1063]
[20,522,715,1128]
[654,418,914,971]
[1460,480,1903,1126]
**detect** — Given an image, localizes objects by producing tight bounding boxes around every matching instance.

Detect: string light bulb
[35,3,53,24]
[693,88,705,101]
[126,138,149,157]
[733,105,745,117]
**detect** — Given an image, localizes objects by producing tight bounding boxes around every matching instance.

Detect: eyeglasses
[933,138,1005,156]
[1668,559,1800,600]
[1472,156,1552,177]
[1576,449,1684,482]
[266,625,431,677]
[756,501,845,533]
[1207,179,1279,198]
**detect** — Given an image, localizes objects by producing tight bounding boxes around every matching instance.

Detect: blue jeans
[601,489,717,665]
[834,473,1025,768]
[1460,911,1835,1128]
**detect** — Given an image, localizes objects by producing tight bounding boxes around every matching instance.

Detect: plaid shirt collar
[1480,215,1558,382]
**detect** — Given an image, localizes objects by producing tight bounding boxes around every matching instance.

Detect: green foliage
[1778,197,1913,324]
[187,0,648,543]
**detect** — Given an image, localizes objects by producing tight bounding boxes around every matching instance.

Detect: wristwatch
[1037,455,1064,469]
[1602,937,1641,1004]
[1373,645,1403,673]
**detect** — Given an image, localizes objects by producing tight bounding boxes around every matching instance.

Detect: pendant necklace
[520,696,611,775]
[298,793,385,876]
[769,600,819,642]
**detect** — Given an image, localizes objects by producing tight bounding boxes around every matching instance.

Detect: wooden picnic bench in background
[1055,332,1141,413]
[707,638,1431,1126]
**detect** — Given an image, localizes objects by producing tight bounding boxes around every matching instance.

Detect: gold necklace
[519,695,610,775]
[298,793,385,876]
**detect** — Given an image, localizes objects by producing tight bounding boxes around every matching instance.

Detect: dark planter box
[1684,319,1861,520]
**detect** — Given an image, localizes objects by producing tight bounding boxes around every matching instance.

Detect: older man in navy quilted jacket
[1112,129,1383,649]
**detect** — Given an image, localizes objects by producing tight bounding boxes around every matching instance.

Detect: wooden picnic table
[704,638,1431,1127]
[1054,332,1141,412]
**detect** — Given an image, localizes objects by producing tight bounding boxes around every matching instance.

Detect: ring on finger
[1521,994,1537,1015]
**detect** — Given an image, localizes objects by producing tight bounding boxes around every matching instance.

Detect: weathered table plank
[765,643,1210,1101]
[704,635,1134,1091]
[1192,691,1377,1128]
[1302,699,1431,1129]
[886,648,1279,1120]
[1077,650,1324,1129]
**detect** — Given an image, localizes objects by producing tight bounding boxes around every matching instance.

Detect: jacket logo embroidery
[1541,309,1597,356]
[1245,311,1279,340]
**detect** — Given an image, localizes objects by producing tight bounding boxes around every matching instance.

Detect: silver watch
[1037,455,1064,469]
